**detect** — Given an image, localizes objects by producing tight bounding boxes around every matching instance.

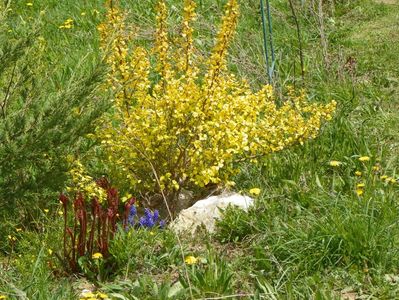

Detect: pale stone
[170,192,254,234]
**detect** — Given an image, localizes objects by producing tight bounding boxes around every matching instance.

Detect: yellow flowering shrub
[96,0,336,208]
[67,159,106,203]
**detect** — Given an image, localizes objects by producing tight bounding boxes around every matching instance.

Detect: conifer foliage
[0,7,106,216]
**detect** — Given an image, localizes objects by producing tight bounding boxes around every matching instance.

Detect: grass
[1,0,399,299]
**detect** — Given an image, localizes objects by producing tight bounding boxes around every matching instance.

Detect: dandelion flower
[97,293,109,299]
[356,189,364,196]
[359,156,370,162]
[26,2,33,6]
[0,295,7,299]
[92,252,103,260]
[185,256,198,265]
[48,249,53,255]
[44,209,49,213]
[329,160,342,167]
[355,171,362,176]
[249,188,261,196]
[356,183,365,188]
[380,175,388,180]
[7,235,16,242]
[372,165,380,171]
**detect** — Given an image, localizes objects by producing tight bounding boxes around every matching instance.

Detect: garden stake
[260,0,275,83]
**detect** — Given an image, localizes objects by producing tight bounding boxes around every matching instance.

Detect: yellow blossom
[385,177,393,183]
[355,171,362,176]
[48,249,53,255]
[185,256,198,265]
[66,160,106,203]
[80,291,95,299]
[356,189,364,196]
[96,0,336,204]
[380,175,388,180]
[16,228,22,232]
[92,252,103,260]
[59,18,74,29]
[356,183,365,188]
[359,156,370,162]
[0,295,7,299]
[249,188,261,196]
[97,292,109,299]
[26,3,33,6]
[7,235,16,242]
[44,209,49,213]
[329,160,342,167]
[58,210,63,216]
[372,165,380,171]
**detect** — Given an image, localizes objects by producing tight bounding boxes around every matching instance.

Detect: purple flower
[128,205,137,227]
[159,220,166,229]
[124,207,166,229]
[138,208,161,228]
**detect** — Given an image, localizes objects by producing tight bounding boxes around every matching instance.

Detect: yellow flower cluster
[96,1,336,201]
[185,255,198,265]
[80,290,109,300]
[67,160,106,203]
[59,18,73,29]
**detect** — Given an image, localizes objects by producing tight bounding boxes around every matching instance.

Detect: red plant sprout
[59,178,128,274]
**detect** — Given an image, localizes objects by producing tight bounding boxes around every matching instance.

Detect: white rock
[170,192,254,234]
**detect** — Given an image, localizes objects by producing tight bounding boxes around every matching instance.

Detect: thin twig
[121,132,194,300]
[1,62,17,119]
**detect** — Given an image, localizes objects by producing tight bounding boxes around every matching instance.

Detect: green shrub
[0,6,107,232]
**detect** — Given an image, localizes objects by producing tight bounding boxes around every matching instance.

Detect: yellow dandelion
[356,189,364,196]
[80,291,95,298]
[92,252,103,260]
[380,175,388,180]
[0,295,7,299]
[249,188,261,196]
[372,165,380,171]
[184,255,198,265]
[48,249,53,255]
[7,235,16,242]
[44,209,49,213]
[97,293,109,299]
[355,171,362,176]
[359,156,370,162]
[26,3,33,6]
[81,12,86,16]
[16,228,22,232]
[58,210,64,216]
[356,183,365,188]
[390,178,397,184]
[329,160,342,167]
